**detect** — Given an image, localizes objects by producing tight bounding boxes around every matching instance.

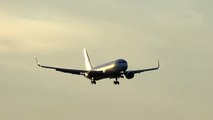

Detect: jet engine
[125,72,134,79]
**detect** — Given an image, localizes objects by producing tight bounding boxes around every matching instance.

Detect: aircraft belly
[87,60,128,81]
[96,69,125,80]
[94,73,118,81]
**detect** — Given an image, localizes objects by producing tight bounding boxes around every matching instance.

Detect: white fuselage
[85,59,128,80]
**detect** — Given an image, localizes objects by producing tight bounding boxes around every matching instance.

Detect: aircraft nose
[117,59,127,64]
[123,63,128,70]
[115,59,128,71]
[119,60,128,70]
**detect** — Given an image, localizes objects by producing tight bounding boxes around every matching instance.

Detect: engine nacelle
[125,72,134,79]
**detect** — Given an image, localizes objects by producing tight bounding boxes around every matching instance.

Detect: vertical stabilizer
[83,48,93,70]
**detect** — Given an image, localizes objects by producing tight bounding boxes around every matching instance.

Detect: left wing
[126,60,160,74]
[35,57,87,75]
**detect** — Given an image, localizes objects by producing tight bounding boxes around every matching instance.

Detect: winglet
[35,57,41,67]
[157,60,160,69]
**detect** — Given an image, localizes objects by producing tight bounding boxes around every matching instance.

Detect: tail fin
[83,48,93,70]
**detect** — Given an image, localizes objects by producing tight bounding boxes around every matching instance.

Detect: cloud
[0,10,99,53]
[0,1,213,120]
[149,11,204,31]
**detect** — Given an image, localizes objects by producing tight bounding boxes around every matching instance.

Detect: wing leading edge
[126,60,160,74]
[35,57,87,75]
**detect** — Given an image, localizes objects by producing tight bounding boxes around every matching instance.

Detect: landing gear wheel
[114,81,116,85]
[91,80,96,85]
[114,81,120,85]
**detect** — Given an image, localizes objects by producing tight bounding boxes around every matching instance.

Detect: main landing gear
[90,78,120,85]
[114,78,120,85]
[114,81,119,85]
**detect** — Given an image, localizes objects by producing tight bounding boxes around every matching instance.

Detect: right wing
[35,57,87,75]
[126,60,160,74]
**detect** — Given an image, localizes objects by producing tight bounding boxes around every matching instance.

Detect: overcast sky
[0,0,213,120]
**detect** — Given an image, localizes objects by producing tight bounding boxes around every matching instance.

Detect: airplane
[35,48,159,85]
